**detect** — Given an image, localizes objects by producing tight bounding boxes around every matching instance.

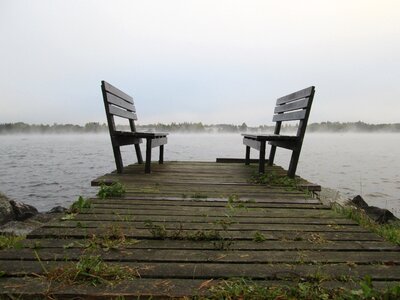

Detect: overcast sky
[1,0,399,126]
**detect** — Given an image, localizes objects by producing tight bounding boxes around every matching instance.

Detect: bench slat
[274,98,309,113]
[243,137,261,150]
[151,137,168,148]
[106,93,136,112]
[102,81,134,104]
[276,86,314,105]
[108,105,138,120]
[272,110,306,122]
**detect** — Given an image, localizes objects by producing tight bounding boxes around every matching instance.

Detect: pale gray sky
[0,0,399,125]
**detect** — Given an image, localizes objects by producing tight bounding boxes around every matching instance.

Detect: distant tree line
[1,121,399,134]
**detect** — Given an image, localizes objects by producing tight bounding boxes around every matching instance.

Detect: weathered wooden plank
[272,110,307,122]
[21,239,399,251]
[106,92,135,111]
[1,248,399,264]
[274,98,309,113]
[276,86,314,105]
[89,203,327,210]
[243,137,261,150]
[89,197,322,205]
[102,80,133,103]
[46,220,366,233]
[27,227,383,241]
[0,277,397,298]
[1,261,400,281]
[66,214,353,225]
[79,207,336,217]
[108,104,137,120]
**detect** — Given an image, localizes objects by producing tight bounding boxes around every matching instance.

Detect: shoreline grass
[332,203,400,245]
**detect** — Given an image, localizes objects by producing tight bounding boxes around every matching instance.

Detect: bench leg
[134,144,144,164]
[112,146,124,173]
[288,150,301,178]
[159,145,164,164]
[245,146,250,165]
[268,145,277,166]
[259,141,266,173]
[145,138,152,173]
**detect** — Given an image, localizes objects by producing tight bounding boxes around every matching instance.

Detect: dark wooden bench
[242,86,315,178]
[101,80,168,173]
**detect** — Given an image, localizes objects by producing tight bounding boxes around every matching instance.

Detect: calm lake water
[0,133,399,216]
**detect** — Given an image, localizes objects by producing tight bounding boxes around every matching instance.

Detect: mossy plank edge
[44,221,368,233]
[1,261,400,281]
[2,248,399,264]
[21,238,399,251]
[27,227,384,241]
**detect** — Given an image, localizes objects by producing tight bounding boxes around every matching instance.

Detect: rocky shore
[319,187,398,224]
[0,192,67,236]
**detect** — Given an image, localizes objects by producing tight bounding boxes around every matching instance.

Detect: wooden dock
[0,161,399,298]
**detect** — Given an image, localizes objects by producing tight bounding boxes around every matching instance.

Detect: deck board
[0,161,398,297]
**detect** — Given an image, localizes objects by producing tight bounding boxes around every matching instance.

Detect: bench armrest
[135,132,169,138]
[242,134,298,141]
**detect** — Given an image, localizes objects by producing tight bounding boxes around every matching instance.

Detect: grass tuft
[97,182,125,199]
[45,255,138,286]
[69,196,91,213]
[0,234,24,250]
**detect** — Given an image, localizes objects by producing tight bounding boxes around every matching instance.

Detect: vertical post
[113,146,124,173]
[145,138,152,173]
[288,150,301,178]
[259,141,266,173]
[245,146,250,165]
[135,144,143,164]
[159,145,164,164]
[268,146,276,166]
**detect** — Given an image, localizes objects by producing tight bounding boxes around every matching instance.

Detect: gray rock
[350,195,369,209]
[0,192,15,225]
[9,200,38,221]
[350,195,398,224]
[365,206,397,224]
[0,211,63,236]
[47,206,68,214]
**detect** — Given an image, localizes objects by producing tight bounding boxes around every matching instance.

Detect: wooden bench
[101,80,168,173]
[242,86,315,178]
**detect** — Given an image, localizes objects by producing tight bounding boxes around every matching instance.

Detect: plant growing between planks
[69,196,91,213]
[42,254,139,286]
[97,182,126,199]
[0,234,24,250]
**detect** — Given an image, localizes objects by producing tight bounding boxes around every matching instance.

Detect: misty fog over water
[0,133,399,217]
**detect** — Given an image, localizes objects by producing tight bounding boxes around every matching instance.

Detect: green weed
[97,182,126,199]
[0,234,24,250]
[69,196,91,213]
[144,220,168,239]
[45,255,138,286]
[253,231,267,243]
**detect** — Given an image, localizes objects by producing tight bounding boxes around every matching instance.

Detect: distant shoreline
[1,121,400,134]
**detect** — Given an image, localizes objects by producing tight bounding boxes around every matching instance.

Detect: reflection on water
[0,133,399,217]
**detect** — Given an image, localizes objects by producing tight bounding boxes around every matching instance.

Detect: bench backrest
[101,80,138,134]
[272,86,315,139]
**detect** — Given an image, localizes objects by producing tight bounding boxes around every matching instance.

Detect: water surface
[0,133,399,216]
